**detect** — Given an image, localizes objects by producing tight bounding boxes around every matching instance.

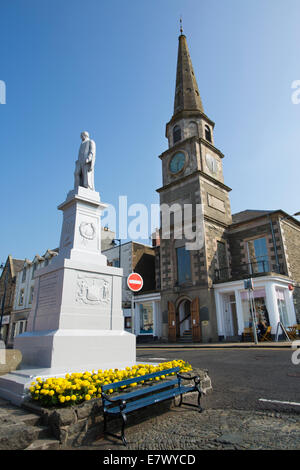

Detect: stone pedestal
[0,187,136,404]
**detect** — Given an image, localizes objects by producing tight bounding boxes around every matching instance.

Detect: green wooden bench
[101,366,203,446]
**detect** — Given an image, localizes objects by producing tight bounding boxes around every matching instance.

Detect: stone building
[103,241,156,335]
[155,32,299,343]
[0,256,24,345]
[8,249,58,347]
[214,210,300,340]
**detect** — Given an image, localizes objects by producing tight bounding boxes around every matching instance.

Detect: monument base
[0,329,136,405]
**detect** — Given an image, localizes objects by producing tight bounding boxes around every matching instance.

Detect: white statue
[74,131,96,190]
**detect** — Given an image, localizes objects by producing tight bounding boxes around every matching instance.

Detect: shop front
[214,276,297,340]
[133,292,161,341]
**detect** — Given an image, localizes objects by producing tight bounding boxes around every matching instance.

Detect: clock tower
[157,32,232,343]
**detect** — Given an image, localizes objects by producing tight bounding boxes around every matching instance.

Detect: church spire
[173,33,204,117]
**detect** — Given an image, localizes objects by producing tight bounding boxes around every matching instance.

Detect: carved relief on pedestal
[76,273,111,305]
[79,221,96,245]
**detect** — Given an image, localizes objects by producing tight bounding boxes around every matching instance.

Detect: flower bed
[28,360,192,408]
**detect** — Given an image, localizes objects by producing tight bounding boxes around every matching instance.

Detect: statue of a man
[74,131,96,190]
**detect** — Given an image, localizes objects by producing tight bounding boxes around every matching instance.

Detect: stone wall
[280,221,300,321]
[280,221,300,282]
[228,217,287,275]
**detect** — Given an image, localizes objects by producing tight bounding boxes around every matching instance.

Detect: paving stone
[72,407,300,450]
[25,438,60,450]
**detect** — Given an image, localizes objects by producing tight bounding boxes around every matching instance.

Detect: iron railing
[214,260,285,282]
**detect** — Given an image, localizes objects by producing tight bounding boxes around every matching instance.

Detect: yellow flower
[71,395,77,401]
[85,394,91,401]
[59,396,66,403]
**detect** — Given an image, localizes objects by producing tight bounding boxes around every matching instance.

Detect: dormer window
[173,125,181,144]
[205,125,212,142]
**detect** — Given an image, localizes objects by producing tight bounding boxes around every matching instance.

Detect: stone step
[25,438,61,451]
[0,411,41,427]
[178,337,193,343]
[0,423,50,450]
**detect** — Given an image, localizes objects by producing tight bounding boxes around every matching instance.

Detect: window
[139,303,153,334]
[217,241,227,268]
[217,241,228,281]
[112,258,120,268]
[173,125,181,144]
[19,289,24,306]
[22,268,26,283]
[205,125,212,142]
[12,320,27,337]
[29,286,34,304]
[124,317,131,330]
[241,288,269,328]
[176,246,192,285]
[247,237,269,273]
[276,289,289,326]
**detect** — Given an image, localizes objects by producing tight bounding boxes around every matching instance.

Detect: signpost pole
[127,273,143,337]
[131,293,135,335]
[245,278,258,344]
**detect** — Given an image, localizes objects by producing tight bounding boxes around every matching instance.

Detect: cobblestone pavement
[73,399,300,451]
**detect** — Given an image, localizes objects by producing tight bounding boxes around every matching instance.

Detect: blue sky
[1,0,300,264]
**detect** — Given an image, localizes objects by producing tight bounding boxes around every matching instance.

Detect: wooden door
[191,297,201,342]
[168,301,176,342]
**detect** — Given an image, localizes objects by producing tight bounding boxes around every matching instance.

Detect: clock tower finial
[180,16,183,35]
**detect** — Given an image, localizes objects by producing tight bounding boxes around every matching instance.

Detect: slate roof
[231,210,275,225]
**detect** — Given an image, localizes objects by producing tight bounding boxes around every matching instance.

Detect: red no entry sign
[127,272,143,292]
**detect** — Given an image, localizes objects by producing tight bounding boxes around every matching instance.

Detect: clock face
[205,153,218,175]
[169,152,186,174]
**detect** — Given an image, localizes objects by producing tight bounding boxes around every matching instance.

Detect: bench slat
[103,378,178,408]
[102,367,180,391]
[105,385,196,414]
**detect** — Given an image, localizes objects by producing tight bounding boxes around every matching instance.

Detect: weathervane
[180,16,183,35]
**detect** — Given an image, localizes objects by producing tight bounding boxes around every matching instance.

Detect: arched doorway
[177,299,192,339]
[168,297,201,343]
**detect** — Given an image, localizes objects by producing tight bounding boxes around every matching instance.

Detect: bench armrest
[177,372,201,384]
[101,392,127,411]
